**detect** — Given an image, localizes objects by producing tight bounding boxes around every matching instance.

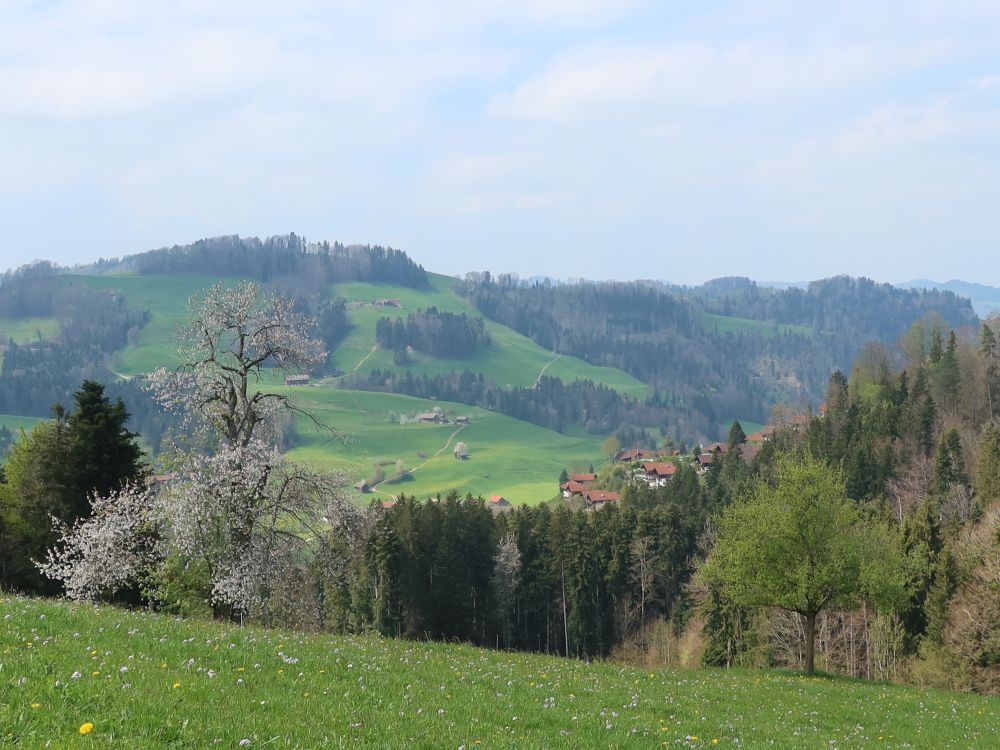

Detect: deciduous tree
[701,455,904,673]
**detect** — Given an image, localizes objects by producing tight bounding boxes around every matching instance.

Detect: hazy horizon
[3,2,999,286]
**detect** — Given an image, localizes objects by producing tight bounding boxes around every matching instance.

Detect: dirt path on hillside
[534,354,561,387]
[370,424,467,495]
[106,365,134,382]
[352,344,378,373]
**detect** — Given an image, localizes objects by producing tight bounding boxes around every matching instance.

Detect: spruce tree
[66,380,145,521]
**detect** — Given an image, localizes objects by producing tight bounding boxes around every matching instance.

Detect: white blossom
[40,282,364,617]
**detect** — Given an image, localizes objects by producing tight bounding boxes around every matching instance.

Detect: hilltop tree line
[125,234,429,289]
[375,307,491,359]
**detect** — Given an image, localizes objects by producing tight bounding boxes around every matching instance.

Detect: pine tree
[934,429,968,493]
[65,380,145,521]
[975,423,1000,504]
[727,420,746,450]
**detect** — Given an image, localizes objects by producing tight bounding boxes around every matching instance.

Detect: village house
[373,298,402,307]
[453,442,469,460]
[738,442,762,463]
[642,461,678,487]
[584,489,620,510]
[417,411,446,423]
[284,374,310,386]
[570,472,596,484]
[486,495,512,513]
[560,479,588,498]
[455,416,469,425]
[694,452,717,473]
[614,448,659,463]
[354,480,370,493]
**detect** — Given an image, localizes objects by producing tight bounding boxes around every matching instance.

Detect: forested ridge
[458,273,977,440]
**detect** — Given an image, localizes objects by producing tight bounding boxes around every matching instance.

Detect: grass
[284,387,603,505]
[700,312,813,339]
[0,317,59,344]
[65,274,247,375]
[331,276,648,396]
[3,596,997,749]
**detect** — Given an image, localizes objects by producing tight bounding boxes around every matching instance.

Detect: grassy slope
[0,317,59,344]
[333,274,648,395]
[3,597,996,750]
[54,272,639,502]
[700,312,813,338]
[284,387,601,504]
[66,274,246,374]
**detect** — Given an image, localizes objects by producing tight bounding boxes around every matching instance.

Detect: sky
[2,0,1000,285]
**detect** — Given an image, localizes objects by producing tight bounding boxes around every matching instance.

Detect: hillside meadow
[3,597,997,749]
[44,272,642,503]
[284,387,604,504]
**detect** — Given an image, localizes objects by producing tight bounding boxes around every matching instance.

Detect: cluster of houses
[353,415,808,513]
[414,407,470,427]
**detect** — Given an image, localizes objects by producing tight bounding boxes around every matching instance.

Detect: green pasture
[700,312,813,338]
[4,596,997,749]
[66,274,245,375]
[284,388,602,505]
[331,278,648,396]
[0,317,58,344]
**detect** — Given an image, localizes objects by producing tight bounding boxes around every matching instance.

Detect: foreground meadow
[2,598,997,749]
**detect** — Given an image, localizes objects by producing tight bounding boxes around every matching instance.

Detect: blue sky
[2,0,999,285]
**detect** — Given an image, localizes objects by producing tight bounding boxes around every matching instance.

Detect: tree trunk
[804,611,817,674]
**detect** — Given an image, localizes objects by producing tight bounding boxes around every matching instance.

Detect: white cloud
[489,40,945,122]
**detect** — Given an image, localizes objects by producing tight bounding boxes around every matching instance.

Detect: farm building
[584,489,620,510]
[642,461,678,486]
[560,479,588,498]
[454,442,469,460]
[354,480,370,493]
[284,374,310,386]
[486,495,512,513]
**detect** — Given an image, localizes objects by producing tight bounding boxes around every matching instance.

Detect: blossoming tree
[41,282,367,620]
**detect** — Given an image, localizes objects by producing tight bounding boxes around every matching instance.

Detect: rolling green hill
[283,388,603,504]
[324,274,647,395]
[4,596,996,749]
[34,272,641,503]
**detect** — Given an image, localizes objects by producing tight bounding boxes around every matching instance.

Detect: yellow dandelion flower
[79,722,95,735]
[172,682,181,689]
[91,671,100,677]
[31,703,41,709]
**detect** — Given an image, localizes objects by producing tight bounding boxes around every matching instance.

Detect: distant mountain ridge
[897,279,1000,318]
